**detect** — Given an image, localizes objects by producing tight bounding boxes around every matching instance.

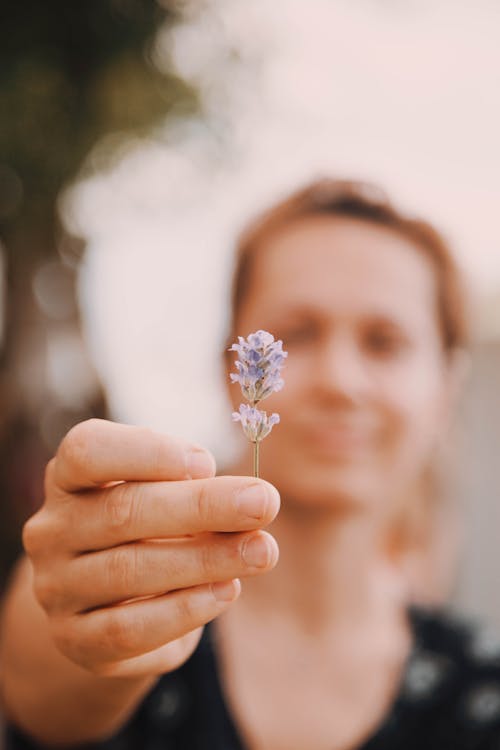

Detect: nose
[311,330,371,405]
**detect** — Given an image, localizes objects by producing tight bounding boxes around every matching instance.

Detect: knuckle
[195,481,213,525]
[44,458,68,507]
[147,430,173,474]
[50,617,100,673]
[87,661,118,677]
[50,616,79,662]
[175,590,197,625]
[106,544,140,594]
[22,512,49,557]
[22,515,40,556]
[32,571,60,613]
[57,420,96,475]
[102,484,138,535]
[23,509,69,559]
[103,610,142,655]
[147,430,188,477]
[50,617,92,672]
[198,540,218,578]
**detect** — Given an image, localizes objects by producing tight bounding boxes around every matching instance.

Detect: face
[228,215,456,514]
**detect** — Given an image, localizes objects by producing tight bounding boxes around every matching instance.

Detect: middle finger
[62,531,279,613]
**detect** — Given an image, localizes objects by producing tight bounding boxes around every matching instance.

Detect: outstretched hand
[23,419,280,679]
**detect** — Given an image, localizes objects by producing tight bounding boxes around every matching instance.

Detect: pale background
[60,0,500,622]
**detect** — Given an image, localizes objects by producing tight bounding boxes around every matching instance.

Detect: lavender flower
[232,404,280,443]
[229,330,287,477]
[229,329,287,404]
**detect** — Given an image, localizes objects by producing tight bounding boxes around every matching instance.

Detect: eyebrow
[264,304,423,337]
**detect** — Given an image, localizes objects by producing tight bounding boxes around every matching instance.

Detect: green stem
[253,440,260,478]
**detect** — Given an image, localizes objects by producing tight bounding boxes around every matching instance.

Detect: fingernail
[212,579,240,602]
[235,483,268,519]
[242,534,275,568]
[186,447,215,479]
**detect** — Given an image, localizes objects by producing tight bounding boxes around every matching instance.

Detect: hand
[23,419,280,679]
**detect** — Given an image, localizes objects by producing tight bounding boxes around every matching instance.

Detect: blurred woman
[4,179,498,750]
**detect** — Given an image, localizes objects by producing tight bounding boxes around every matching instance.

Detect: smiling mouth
[299,424,375,458]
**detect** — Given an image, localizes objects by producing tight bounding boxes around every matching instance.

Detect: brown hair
[229,177,471,354]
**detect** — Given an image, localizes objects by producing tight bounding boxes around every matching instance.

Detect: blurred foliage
[0,0,196,255]
[0,0,197,590]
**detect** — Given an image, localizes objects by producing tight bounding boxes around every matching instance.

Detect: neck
[235,495,408,636]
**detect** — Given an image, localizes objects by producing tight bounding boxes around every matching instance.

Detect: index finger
[65,475,280,551]
[53,419,216,493]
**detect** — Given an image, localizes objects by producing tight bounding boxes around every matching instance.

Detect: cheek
[379,370,445,471]
[266,355,312,405]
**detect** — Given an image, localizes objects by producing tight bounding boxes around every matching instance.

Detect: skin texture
[0,421,279,744]
[0,215,464,749]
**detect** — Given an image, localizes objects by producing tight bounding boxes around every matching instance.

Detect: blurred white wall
[454,341,500,625]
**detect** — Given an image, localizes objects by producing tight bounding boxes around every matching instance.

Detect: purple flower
[229,329,287,404]
[232,404,280,443]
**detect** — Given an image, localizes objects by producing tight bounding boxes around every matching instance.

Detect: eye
[363,327,409,356]
[280,321,319,347]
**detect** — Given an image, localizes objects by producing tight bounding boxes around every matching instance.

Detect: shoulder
[374,606,500,749]
[407,605,500,696]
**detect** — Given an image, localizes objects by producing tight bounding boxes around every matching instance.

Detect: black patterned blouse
[7,607,500,750]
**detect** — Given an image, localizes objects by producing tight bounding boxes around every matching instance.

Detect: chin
[264,461,379,514]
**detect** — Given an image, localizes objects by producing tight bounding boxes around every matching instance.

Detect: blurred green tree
[0,0,196,589]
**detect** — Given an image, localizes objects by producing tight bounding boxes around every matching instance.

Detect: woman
[2,179,497,750]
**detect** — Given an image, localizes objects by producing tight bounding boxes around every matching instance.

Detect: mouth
[298,420,377,459]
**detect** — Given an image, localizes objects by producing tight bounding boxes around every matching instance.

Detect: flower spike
[229,330,287,477]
